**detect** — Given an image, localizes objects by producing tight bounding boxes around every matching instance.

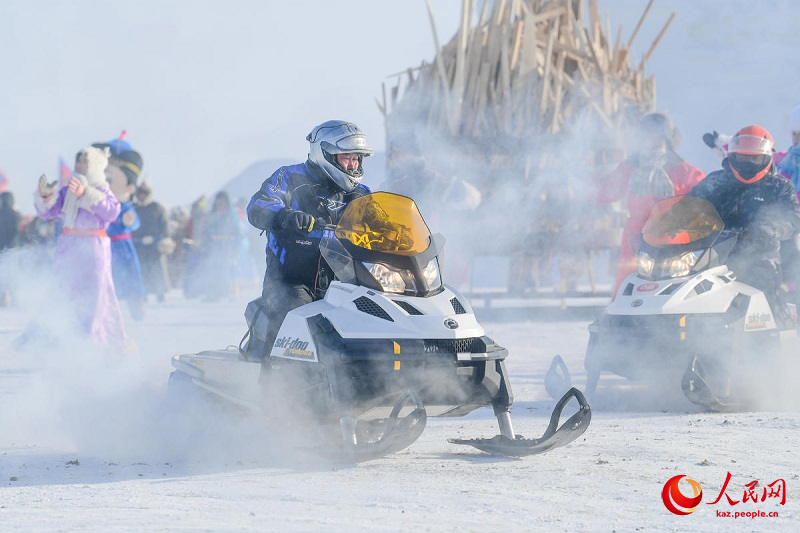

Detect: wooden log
[510,19,524,72]
[582,26,605,74]
[448,0,473,134]
[635,12,675,75]
[550,50,567,133]
[518,10,539,77]
[609,23,623,72]
[540,18,559,117]
[493,0,507,26]
[463,27,487,133]
[587,0,600,42]
[499,22,512,132]
[532,5,567,23]
[477,0,489,26]
[424,0,452,110]
[626,0,654,51]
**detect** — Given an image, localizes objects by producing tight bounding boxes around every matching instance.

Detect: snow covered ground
[1,287,797,532]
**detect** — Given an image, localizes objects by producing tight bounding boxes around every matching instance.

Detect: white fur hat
[77,145,110,187]
[789,105,800,132]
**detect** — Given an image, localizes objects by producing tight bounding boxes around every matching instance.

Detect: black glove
[742,224,778,253]
[702,131,719,149]
[276,208,315,233]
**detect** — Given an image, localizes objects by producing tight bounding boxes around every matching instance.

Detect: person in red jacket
[594,112,706,295]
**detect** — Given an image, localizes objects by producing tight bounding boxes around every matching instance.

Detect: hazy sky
[0,1,463,210]
[2,0,799,212]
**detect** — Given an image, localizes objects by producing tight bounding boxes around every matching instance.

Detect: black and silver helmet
[307,120,373,191]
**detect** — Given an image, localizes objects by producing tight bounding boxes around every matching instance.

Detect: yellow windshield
[642,196,723,246]
[335,192,431,255]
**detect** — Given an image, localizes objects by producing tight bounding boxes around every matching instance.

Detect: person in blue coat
[201,190,243,302]
[246,120,373,356]
[105,149,146,321]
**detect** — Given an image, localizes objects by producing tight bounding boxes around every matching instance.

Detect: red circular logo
[662,475,703,515]
[637,282,659,292]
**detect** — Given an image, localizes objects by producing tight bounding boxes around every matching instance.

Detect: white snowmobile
[547,196,797,411]
[169,192,591,461]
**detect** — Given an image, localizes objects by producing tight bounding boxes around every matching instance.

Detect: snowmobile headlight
[668,251,701,278]
[365,262,416,294]
[638,252,655,277]
[422,257,442,290]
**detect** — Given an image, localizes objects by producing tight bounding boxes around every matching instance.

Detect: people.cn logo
[662,475,703,515]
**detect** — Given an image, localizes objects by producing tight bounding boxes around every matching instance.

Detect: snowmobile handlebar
[317,219,337,232]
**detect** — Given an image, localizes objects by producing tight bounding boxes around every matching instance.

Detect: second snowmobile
[548,196,797,410]
[170,192,591,461]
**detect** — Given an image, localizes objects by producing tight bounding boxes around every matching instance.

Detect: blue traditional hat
[94,130,133,155]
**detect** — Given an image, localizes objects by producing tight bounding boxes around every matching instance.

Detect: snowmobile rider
[246,120,373,357]
[688,125,800,317]
[593,112,706,295]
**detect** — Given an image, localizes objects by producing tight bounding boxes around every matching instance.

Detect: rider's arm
[769,181,800,241]
[247,167,290,231]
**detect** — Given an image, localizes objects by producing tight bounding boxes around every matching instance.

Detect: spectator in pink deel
[33,145,129,347]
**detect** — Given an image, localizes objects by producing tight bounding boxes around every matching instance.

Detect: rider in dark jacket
[246,120,372,354]
[688,125,800,314]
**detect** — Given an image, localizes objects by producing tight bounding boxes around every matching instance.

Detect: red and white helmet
[727,125,774,183]
[728,125,774,156]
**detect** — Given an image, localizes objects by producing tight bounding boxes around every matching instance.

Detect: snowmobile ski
[544,354,573,400]
[448,387,591,456]
[681,356,744,412]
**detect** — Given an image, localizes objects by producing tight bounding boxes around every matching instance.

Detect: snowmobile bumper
[681,356,744,412]
[317,390,428,463]
[584,312,738,381]
[270,318,514,424]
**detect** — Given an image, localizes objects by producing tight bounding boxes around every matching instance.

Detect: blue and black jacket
[247,160,370,287]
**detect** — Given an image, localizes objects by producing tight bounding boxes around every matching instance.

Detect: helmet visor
[728,134,773,156]
[320,135,373,156]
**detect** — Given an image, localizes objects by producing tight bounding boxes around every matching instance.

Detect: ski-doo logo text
[662,475,703,515]
[745,312,771,330]
[274,337,314,358]
[637,282,659,292]
[274,337,309,351]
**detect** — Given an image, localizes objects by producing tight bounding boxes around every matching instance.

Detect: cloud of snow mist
[379,92,634,295]
[0,246,310,469]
